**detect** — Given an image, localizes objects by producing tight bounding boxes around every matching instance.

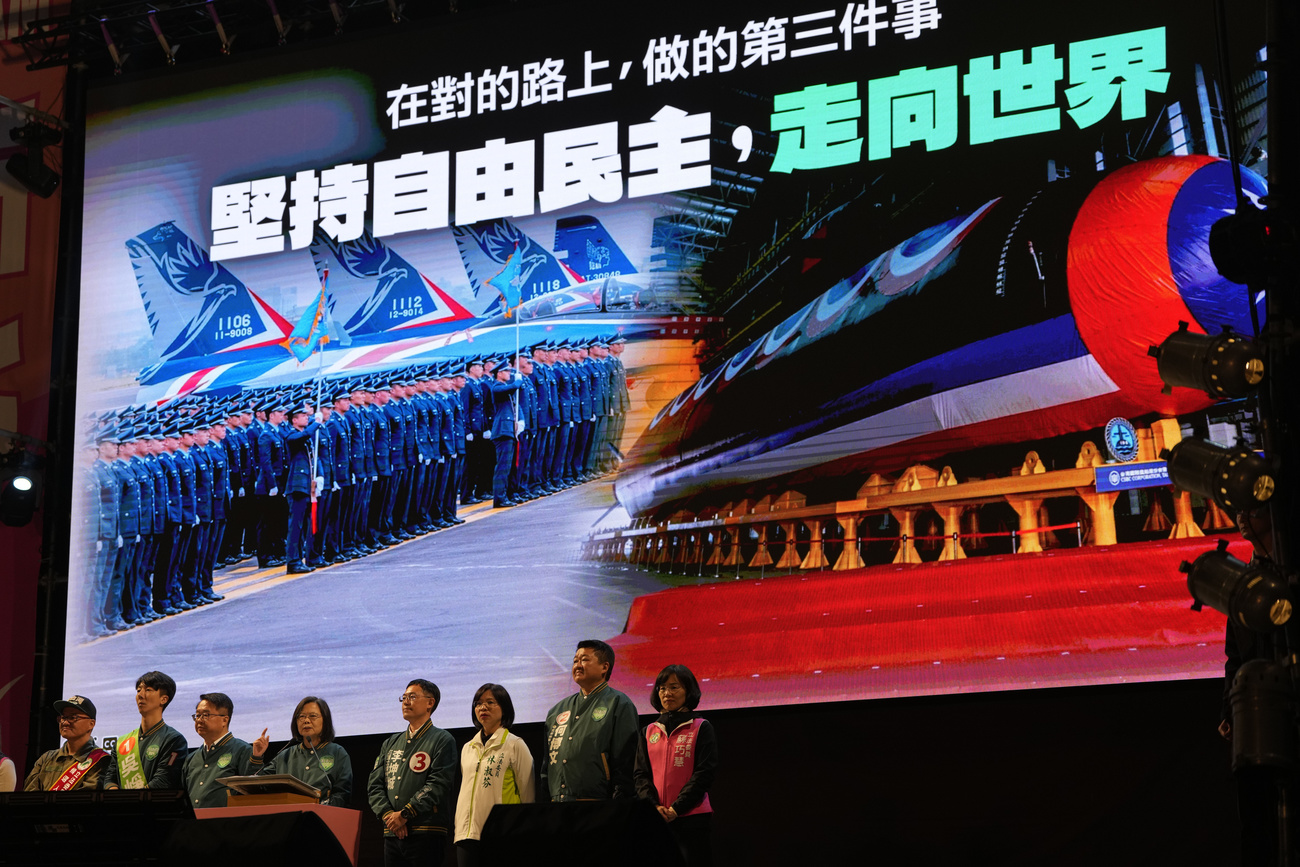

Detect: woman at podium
[249,695,353,807]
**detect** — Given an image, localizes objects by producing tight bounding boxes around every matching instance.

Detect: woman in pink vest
[633,664,717,866]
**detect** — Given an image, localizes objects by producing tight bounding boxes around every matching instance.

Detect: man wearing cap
[551,344,576,491]
[24,696,110,791]
[445,368,469,523]
[139,425,169,618]
[151,422,185,617]
[607,336,630,471]
[89,430,123,637]
[381,377,409,542]
[368,381,395,546]
[346,383,376,552]
[508,353,538,503]
[326,389,355,561]
[167,422,203,611]
[285,402,325,574]
[308,401,336,569]
[184,421,216,606]
[255,403,287,569]
[490,364,523,508]
[183,692,253,809]
[108,426,143,630]
[461,359,488,504]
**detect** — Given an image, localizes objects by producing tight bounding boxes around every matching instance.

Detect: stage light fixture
[0,449,43,527]
[1147,321,1264,398]
[99,18,129,73]
[1161,438,1275,512]
[1209,200,1297,287]
[1182,538,1291,632]
[1229,658,1298,772]
[264,0,290,43]
[5,121,62,199]
[147,11,179,64]
[206,1,234,54]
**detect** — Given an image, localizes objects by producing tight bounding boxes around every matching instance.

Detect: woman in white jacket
[453,683,535,867]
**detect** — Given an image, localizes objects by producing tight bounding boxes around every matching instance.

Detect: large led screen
[68,0,1265,745]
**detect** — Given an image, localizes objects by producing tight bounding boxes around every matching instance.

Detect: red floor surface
[607,537,1241,704]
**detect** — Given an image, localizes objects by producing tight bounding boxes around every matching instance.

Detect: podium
[194,803,362,866]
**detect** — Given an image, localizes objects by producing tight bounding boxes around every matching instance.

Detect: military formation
[80,336,631,641]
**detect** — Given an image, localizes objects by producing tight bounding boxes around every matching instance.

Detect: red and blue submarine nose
[1068,155,1266,417]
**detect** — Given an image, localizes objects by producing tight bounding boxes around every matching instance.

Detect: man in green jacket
[368,678,456,866]
[542,639,639,802]
[182,692,252,808]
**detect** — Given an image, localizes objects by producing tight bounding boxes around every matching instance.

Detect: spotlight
[146,11,179,65]
[1182,538,1291,632]
[206,1,235,54]
[5,121,62,199]
[327,0,345,34]
[1229,658,1298,772]
[1209,200,1297,287]
[99,18,129,73]
[0,449,43,527]
[264,0,290,44]
[1147,321,1264,398]
[1161,438,1275,512]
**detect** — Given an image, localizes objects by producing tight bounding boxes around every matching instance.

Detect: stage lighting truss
[1183,538,1292,632]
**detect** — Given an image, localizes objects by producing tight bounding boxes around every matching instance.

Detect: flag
[486,245,524,317]
[284,269,348,362]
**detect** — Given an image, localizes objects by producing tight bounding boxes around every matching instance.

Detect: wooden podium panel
[195,804,362,866]
[226,791,319,807]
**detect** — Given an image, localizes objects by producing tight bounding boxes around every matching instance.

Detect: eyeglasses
[192,713,229,721]
[297,713,322,721]
[399,693,431,703]
[58,714,89,723]
[657,684,685,693]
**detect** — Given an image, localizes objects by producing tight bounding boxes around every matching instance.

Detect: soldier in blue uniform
[445,368,469,524]
[308,400,335,569]
[490,365,523,508]
[345,384,373,553]
[461,359,488,504]
[367,380,394,546]
[153,422,185,616]
[90,429,124,637]
[256,403,288,569]
[107,428,143,631]
[284,402,325,574]
[326,389,355,561]
[184,422,214,606]
[608,336,631,472]
[551,343,576,490]
[141,425,169,618]
[125,425,160,624]
[202,418,229,602]
[380,379,407,543]
[508,353,538,502]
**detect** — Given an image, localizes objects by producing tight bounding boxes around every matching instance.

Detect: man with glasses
[182,692,252,808]
[24,695,110,790]
[368,679,456,867]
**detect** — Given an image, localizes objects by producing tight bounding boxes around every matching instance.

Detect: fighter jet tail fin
[309,227,475,336]
[126,221,294,363]
[553,215,638,281]
[452,218,584,316]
